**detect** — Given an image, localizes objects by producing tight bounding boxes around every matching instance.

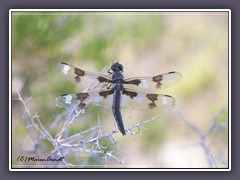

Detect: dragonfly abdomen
[112,89,126,135]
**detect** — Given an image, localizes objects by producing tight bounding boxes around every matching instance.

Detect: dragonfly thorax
[112,71,124,81]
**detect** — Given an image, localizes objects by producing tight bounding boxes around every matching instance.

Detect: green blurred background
[12,11,229,168]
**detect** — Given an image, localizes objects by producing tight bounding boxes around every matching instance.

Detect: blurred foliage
[12,11,229,168]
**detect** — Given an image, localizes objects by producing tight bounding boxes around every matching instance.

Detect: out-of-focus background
[12,11,229,168]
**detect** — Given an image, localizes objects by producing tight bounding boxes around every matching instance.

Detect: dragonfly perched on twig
[56,61,182,135]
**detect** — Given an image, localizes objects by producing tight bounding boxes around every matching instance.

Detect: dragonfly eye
[119,64,123,71]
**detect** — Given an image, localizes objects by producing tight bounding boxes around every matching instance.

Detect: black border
[1,0,238,179]
[10,9,230,171]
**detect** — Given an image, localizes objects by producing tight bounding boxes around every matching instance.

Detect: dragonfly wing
[124,71,182,91]
[55,62,113,91]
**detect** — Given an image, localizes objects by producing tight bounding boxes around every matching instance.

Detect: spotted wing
[56,62,113,90]
[123,71,182,90]
[56,88,114,111]
[121,88,176,112]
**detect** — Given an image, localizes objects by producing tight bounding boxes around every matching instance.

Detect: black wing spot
[60,62,68,65]
[122,89,138,99]
[99,89,114,98]
[79,102,87,109]
[76,93,89,102]
[146,94,158,101]
[61,94,69,97]
[152,75,163,88]
[149,102,157,109]
[98,76,113,83]
[124,79,141,86]
[74,68,85,82]
[74,67,85,76]
[146,94,159,109]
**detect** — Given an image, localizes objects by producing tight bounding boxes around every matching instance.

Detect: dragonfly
[56,61,182,135]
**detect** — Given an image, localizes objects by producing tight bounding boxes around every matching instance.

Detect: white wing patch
[167,73,175,83]
[65,94,73,104]
[162,95,168,105]
[140,79,149,88]
[62,64,70,74]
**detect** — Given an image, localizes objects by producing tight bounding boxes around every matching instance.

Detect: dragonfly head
[111,62,123,72]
